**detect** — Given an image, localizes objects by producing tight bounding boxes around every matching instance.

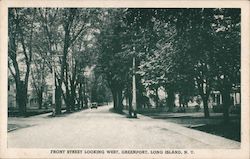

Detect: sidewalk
[123,110,240,149]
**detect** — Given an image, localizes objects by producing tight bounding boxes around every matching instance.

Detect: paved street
[8,105,240,149]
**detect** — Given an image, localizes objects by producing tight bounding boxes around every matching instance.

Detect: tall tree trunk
[117,89,123,112]
[167,87,175,112]
[65,89,71,112]
[111,89,117,110]
[221,89,231,122]
[84,96,88,108]
[55,85,62,115]
[111,88,123,112]
[83,79,88,107]
[16,82,27,116]
[116,91,119,111]
[8,9,34,117]
[202,95,210,118]
[56,18,70,115]
[155,87,159,108]
[70,86,76,111]
[64,64,71,113]
[128,92,132,116]
[79,80,83,109]
[70,62,77,111]
[196,77,211,118]
[38,90,43,109]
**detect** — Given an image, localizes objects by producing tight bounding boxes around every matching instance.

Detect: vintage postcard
[0,0,249,159]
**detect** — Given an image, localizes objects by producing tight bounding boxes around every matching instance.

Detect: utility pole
[131,48,137,118]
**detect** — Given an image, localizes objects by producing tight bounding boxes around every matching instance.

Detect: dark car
[91,102,98,109]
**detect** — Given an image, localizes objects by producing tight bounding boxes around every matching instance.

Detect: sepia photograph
[0,0,249,159]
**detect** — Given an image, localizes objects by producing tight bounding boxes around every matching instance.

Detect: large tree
[173,9,217,118]
[96,9,131,112]
[8,8,37,116]
[212,9,241,121]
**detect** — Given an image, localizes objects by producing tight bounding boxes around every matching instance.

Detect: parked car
[91,102,98,109]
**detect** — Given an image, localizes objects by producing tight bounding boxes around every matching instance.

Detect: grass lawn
[8,108,53,117]
[192,121,240,141]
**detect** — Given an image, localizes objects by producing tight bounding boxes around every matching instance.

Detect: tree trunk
[65,87,71,112]
[117,89,123,112]
[84,95,88,108]
[56,18,70,115]
[71,93,76,111]
[16,81,27,116]
[83,78,88,107]
[111,88,123,112]
[202,96,210,118]
[155,87,159,108]
[16,89,27,116]
[79,80,83,109]
[8,9,33,117]
[55,86,62,115]
[77,98,80,110]
[111,89,117,110]
[70,62,77,111]
[38,91,43,109]
[167,87,175,112]
[70,85,76,112]
[128,93,132,116]
[222,90,231,122]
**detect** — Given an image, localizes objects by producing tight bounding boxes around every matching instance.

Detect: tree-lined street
[7,8,241,149]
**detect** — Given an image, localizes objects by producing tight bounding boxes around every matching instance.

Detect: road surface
[8,105,240,149]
